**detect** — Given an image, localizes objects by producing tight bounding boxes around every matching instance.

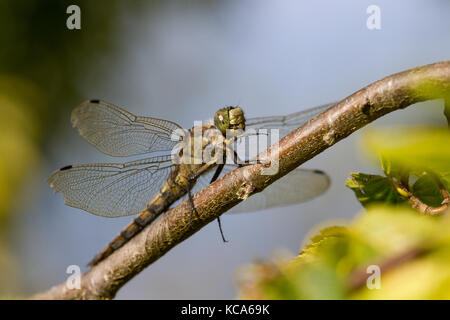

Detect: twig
[347,247,426,290]
[406,185,449,215]
[31,61,450,299]
[394,175,450,215]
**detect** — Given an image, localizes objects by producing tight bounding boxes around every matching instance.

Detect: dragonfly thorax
[174,124,228,166]
[214,106,245,137]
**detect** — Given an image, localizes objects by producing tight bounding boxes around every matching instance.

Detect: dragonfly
[48,100,333,266]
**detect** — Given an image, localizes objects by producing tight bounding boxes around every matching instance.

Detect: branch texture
[32,61,450,299]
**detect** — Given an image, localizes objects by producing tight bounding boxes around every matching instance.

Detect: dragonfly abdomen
[87,209,160,266]
[88,167,190,267]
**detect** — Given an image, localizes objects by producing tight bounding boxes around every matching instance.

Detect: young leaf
[346,173,405,207]
[411,173,445,207]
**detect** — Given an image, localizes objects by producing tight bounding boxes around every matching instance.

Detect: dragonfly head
[214,106,245,136]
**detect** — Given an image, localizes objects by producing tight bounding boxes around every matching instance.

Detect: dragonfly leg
[185,161,216,226]
[184,160,229,241]
[209,163,228,242]
[186,179,198,227]
[165,172,198,227]
[216,215,228,243]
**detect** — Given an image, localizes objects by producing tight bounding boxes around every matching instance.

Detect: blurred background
[0,0,449,299]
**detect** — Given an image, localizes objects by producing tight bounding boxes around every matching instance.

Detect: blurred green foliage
[236,207,450,299]
[237,113,450,299]
[0,0,154,220]
[0,77,42,221]
[0,0,151,296]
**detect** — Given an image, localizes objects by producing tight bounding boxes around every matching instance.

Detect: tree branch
[31,61,450,299]
[347,246,426,291]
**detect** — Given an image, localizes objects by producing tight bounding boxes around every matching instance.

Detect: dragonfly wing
[71,100,183,157]
[228,168,330,214]
[47,155,174,217]
[245,102,335,139]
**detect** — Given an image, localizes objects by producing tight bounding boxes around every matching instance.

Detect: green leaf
[411,173,445,207]
[346,172,405,207]
[304,226,348,251]
[292,226,349,267]
[380,155,392,176]
[380,155,411,184]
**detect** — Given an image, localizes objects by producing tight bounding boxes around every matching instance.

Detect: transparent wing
[245,102,335,139]
[193,164,238,194]
[71,100,183,157]
[47,155,174,217]
[175,166,329,214]
[228,168,330,214]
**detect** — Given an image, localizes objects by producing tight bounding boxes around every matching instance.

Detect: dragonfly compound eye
[214,106,245,136]
[228,107,245,132]
[214,108,230,135]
